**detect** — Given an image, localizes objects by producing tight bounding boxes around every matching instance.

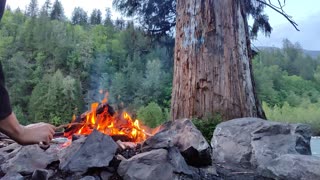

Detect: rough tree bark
[171,0,266,120]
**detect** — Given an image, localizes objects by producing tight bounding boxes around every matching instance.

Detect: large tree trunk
[171,0,265,120]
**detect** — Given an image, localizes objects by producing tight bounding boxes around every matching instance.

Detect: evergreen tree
[113,0,176,36]
[71,7,88,26]
[104,8,113,26]
[40,0,51,17]
[26,0,39,18]
[90,9,102,25]
[50,0,64,20]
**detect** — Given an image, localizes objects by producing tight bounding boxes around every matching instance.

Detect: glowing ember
[63,94,147,142]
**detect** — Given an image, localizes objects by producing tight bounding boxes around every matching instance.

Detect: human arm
[0,113,55,145]
[0,0,55,145]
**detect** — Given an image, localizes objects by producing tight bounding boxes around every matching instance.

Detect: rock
[167,147,193,175]
[211,118,312,169]
[0,143,22,165]
[118,148,193,180]
[260,154,320,180]
[1,172,24,180]
[143,119,212,166]
[251,121,311,168]
[80,176,96,180]
[214,164,269,180]
[100,171,113,180]
[31,169,50,180]
[187,166,219,180]
[59,130,118,174]
[1,144,59,175]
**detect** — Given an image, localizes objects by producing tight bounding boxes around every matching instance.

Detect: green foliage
[137,102,167,128]
[254,40,320,108]
[254,39,320,134]
[263,102,320,135]
[28,70,81,124]
[13,106,29,125]
[50,0,64,20]
[71,7,88,26]
[113,0,272,39]
[113,0,176,36]
[192,114,222,142]
[90,9,102,25]
[26,0,39,18]
[0,4,173,126]
[314,65,320,84]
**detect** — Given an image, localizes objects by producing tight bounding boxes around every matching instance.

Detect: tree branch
[256,0,299,31]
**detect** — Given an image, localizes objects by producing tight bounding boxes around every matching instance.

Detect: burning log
[116,140,137,150]
[61,101,149,143]
[63,102,115,136]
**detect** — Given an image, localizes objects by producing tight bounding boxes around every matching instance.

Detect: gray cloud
[254,13,320,50]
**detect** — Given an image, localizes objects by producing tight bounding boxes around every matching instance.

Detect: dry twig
[256,0,299,31]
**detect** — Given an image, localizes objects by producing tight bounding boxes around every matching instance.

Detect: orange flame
[64,94,147,142]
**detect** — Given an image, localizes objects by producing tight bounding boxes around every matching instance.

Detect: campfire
[62,93,151,144]
[0,94,214,180]
[63,104,148,143]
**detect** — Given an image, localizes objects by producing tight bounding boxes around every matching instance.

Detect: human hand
[18,123,56,145]
[0,113,56,146]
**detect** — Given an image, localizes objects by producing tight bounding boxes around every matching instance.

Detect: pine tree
[50,0,64,20]
[90,9,102,25]
[40,0,51,17]
[104,8,113,26]
[71,7,88,26]
[26,0,39,18]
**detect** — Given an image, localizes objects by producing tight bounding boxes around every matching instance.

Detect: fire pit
[63,101,150,143]
[0,100,216,180]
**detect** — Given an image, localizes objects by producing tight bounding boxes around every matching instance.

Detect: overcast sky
[6,0,320,50]
[254,0,320,50]
[7,0,121,19]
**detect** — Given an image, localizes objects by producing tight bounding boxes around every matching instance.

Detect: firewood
[116,140,126,150]
[55,122,153,137]
[116,154,127,161]
[116,140,137,150]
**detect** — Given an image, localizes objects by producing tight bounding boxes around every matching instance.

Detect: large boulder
[59,130,118,173]
[211,118,264,168]
[118,148,194,180]
[211,118,312,170]
[251,121,311,168]
[211,118,318,178]
[1,144,59,175]
[260,154,320,180]
[143,119,212,166]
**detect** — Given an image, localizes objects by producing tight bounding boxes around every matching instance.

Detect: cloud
[254,13,320,51]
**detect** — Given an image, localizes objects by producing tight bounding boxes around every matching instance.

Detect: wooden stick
[54,122,89,130]
[55,122,154,137]
[132,126,153,137]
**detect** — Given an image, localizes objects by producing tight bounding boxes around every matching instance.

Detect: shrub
[192,114,222,142]
[263,101,320,135]
[137,102,167,128]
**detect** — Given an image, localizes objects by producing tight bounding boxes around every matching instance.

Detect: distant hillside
[303,50,320,59]
[255,46,320,59]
